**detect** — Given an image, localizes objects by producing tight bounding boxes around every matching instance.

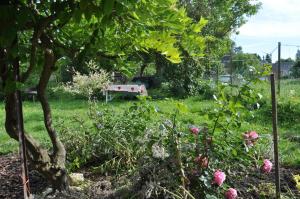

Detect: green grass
[1,79,300,166]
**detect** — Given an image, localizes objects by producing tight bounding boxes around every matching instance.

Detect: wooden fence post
[270,73,280,199]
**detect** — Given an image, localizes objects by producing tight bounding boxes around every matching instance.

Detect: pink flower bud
[243,133,250,139]
[190,127,200,135]
[243,131,259,146]
[261,159,273,173]
[249,131,259,139]
[225,188,238,199]
[213,170,226,186]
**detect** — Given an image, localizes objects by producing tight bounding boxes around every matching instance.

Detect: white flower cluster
[63,60,111,99]
[151,144,169,160]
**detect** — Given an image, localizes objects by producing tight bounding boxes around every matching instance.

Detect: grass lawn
[1,79,300,166]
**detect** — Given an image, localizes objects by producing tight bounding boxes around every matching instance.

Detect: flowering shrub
[212,170,226,186]
[243,130,259,146]
[59,99,156,171]
[261,159,273,173]
[58,67,278,198]
[189,126,200,135]
[225,188,238,199]
[61,60,111,100]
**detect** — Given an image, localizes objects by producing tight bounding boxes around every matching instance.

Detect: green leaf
[191,17,208,33]
[231,149,238,156]
[131,11,139,20]
[103,0,115,15]
[175,102,188,113]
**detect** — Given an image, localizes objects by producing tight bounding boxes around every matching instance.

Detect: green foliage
[256,99,300,126]
[0,0,207,95]
[231,53,262,75]
[180,0,261,75]
[59,99,157,172]
[291,61,300,78]
[163,56,205,97]
[57,70,275,198]
[58,60,111,100]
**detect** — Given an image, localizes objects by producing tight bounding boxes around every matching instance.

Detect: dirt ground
[1,154,299,199]
[0,154,48,199]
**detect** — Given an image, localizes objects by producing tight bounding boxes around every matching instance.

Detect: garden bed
[1,154,299,199]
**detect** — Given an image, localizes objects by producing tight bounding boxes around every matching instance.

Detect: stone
[69,173,85,186]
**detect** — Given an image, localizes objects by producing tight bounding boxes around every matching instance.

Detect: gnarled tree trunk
[1,47,68,192]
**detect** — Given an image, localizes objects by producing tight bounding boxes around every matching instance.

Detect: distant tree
[291,61,300,78]
[265,54,272,64]
[157,0,261,95]
[232,53,261,75]
[178,0,261,80]
[234,46,243,54]
[296,50,300,61]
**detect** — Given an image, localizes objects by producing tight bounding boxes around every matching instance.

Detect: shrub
[59,70,275,198]
[59,99,157,172]
[255,99,300,126]
[59,60,111,100]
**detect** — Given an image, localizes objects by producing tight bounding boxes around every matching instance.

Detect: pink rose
[225,188,238,199]
[261,159,273,173]
[243,131,259,146]
[212,170,226,186]
[190,127,200,135]
[248,131,259,139]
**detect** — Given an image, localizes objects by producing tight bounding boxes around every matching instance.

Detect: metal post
[230,44,233,85]
[216,64,219,86]
[105,90,108,103]
[277,42,281,96]
[270,73,280,199]
[13,58,31,199]
[16,91,31,199]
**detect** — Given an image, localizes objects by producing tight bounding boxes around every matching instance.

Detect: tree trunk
[140,63,147,77]
[1,48,68,192]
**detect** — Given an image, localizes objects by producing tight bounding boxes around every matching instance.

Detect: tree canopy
[0,0,208,191]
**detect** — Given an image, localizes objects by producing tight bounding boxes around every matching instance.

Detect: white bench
[104,84,147,102]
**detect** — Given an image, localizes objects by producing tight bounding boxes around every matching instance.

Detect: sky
[232,0,300,61]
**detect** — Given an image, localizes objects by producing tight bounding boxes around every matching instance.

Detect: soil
[0,154,48,199]
[234,166,300,198]
[1,154,300,199]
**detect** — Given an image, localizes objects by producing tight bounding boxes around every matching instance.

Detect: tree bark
[1,49,68,192]
[36,48,68,191]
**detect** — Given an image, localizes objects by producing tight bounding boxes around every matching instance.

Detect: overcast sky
[232,0,300,60]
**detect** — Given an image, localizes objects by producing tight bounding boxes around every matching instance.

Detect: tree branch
[20,28,41,83]
[37,46,65,165]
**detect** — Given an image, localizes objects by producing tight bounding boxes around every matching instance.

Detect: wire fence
[205,42,300,85]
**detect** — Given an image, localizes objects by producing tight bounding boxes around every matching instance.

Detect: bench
[24,88,37,102]
[104,84,147,103]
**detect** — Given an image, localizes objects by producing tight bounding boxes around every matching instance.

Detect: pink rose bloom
[243,131,259,146]
[225,188,238,199]
[248,131,259,139]
[213,170,226,186]
[261,159,273,173]
[190,127,200,135]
